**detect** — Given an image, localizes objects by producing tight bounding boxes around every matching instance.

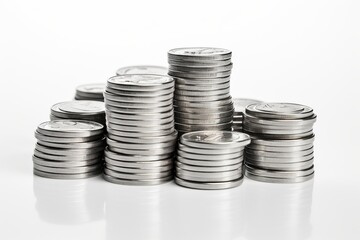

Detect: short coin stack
[232,98,262,132]
[103,74,178,185]
[116,65,168,76]
[168,47,234,135]
[75,83,105,101]
[175,131,251,190]
[33,120,105,179]
[243,103,317,183]
[50,100,106,126]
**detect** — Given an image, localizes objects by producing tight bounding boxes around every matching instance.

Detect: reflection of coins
[243,102,317,183]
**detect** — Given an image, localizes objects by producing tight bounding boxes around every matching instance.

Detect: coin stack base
[168,47,234,135]
[244,103,317,183]
[103,74,177,185]
[33,120,105,179]
[175,131,251,190]
[232,98,262,132]
[75,83,105,101]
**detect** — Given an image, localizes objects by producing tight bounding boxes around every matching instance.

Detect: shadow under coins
[33,175,105,225]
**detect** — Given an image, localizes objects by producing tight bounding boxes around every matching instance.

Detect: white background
[0,0,359,239]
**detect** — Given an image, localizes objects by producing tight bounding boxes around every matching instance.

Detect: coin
[168,47,232,61]
[174,176,243,190]
[103,173,172,186]
[245,171,314,183]
[75,83,105,101]
[246,103,314,120]
[116,65,168,76]
[34,169,101,179]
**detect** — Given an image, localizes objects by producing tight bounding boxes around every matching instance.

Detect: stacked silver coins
[175,131,251,190]
[50,100,106,126]
[168,47,234,135]
[33,120,105,179]
[243,103,317,183]
[75,83,105,101]
[103,74,178,185]
[232,98,262,132]
[116,65,168,76]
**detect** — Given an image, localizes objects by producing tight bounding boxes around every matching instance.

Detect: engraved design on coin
[255,103,305,113]
[169,47,231,56]
[59,101,105,113]
[109,75,172,85]
[39,120,101,131]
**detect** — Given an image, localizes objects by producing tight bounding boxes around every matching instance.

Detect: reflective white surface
[1,0,360,239]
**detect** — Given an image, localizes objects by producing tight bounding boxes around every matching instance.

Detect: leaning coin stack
[75,83,105,101]
[33,120,105,179]
[168,47,234,135]
[103,74,178,185]
[50,100,106,126]
[116,65,168,76]
[243,103,317,183]
[232,98,262,132]
[175,131,251,190]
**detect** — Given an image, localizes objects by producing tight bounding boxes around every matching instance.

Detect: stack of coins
[103,74,178,185]
[167,47,234,135]
[232,98,262,132]
[75,83,105,101]
[175,131,251,190]
[243,103,317,183]
[50,100,106,126]
[116,65,168,76]
[33,120,105,179]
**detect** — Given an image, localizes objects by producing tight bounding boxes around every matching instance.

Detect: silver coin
[116,65,168,76]
[174,104,233,114]
[35,143,104,156]
[56,100,105,115]
[181,131,251,149]
[33,155,101,168]
[175,88,230,97]
[104,91,173,103]
[176,161,242,172]
[105,98,173,108]
[106,110,174,120]
[107,121,174,131]
[34,149,103,161]
[245,164,314,178]
[105,147,172,161]
[244,113,317,127]
[107,75,174,90]
[105,163,172,174]
[176,170,241,182]
[75,91,103,98]
[174,76,230,85]
[176,116,233,125]
[179,143,244,155]
[175,122,232,132]
[247,143,313,152]
[244,130,314,140]
[245,151,314,163]
[175,81,230,91]
[243,122,315,134]
[76,83,105,95]
[177,149,243,160]
[108,145,175,156]
[169,58,232,67]
[106,137,176,150]
[34,131,102,143]
[37,120,104,138]
[169,63,232,73]
[34,169,101,179]
[174,97,232,107]
[105,156,173,168]
[49,114,105,124]
[107,130,178,144]
[177,155,243,167]
[105,104,173,114]
[246,103,314,119]
[174,93,230,102]
[245,158,314,171]
[104,168,172,180]
[34,163,102,174]
[103,173,172,185]
[175,109,233,120]
[245,171,314,183]
[107,127,175,138]
[36,137,105,149]
[168,47,232,61]
[169,70,231,79]
[250,135,315,147]
[176,167,241,179]
[233,98,262,113]
[174,176,243,190]
[107,116,174,126]
[106,86,174,97]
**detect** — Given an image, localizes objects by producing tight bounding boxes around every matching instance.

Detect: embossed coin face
[246,102,314,119]
[38,120,103,132]
[108,74,173,86]
[255,103,305,113]
[182,131,248,143]
[76,83,105,94]
[168,47,231,58]
[116,65,168,76]
[58,101,105,114]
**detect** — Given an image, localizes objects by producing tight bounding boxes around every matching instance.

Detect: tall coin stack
[50,100,106,126]
[232,98,262,132]
[175,131,251,190]
[103,74,178,185]
[33,120,105,179]
[75,83,105,101]
[168,47,234,135]
[243,103,317,183]
[116,65,168,76]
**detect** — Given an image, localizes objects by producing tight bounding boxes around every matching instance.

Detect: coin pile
[33,120,105,179]
[175,131,251,190]
[75,83,105,101]
[50,100,106,126]
[243,103,317,183]
[232,98,262,132]
[116,65,168,76]
[167,47,234,135]
[103,74,178,185]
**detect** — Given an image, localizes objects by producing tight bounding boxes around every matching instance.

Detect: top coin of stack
[50,100,106,126]
[103,74,178,185]
[75,83,105,101]
[243,103,317,183]
[232,98,262,132]
[168,47,234,135]
[116,65,168,76]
